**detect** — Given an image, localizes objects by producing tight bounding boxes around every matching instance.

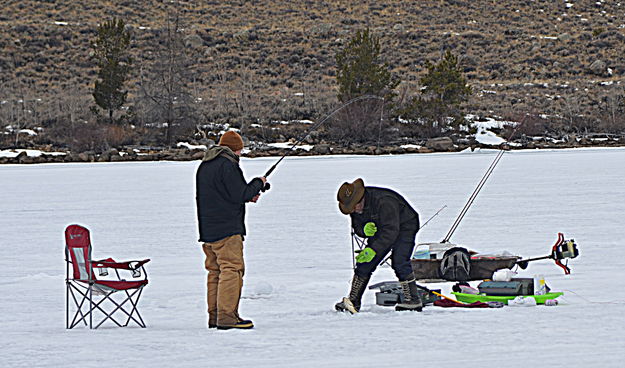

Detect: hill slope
[1,0,624,137]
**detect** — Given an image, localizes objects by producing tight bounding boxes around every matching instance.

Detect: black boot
[335,275,370,314]
[395,278,423,312]
[216,317,254,330]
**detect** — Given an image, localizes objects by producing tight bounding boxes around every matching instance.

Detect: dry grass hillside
[2,0,625,147]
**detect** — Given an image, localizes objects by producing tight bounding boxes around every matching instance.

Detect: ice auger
[516,232,579,274]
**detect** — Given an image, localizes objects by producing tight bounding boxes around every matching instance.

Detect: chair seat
[78,279,148,291]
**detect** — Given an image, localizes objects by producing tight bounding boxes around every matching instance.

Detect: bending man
[335,178,422,313]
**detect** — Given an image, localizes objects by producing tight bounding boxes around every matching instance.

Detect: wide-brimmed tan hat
[337,178,365,214]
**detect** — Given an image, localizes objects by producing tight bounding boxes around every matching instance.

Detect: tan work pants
[202,235,245,326]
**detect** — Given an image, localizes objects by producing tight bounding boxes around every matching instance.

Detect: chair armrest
[93,258,150,270]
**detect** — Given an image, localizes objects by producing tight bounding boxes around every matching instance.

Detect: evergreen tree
[420,50,472,108]
[399,51,472,137]
[91,18,132,124]
[332,29,397,144]
[335,28,398,102]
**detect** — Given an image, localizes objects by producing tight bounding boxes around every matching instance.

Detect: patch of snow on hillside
[0,149,66,158]
[400,144,421,149]
[273,120,315,125]
[266,142,313,151]
[465,116,517,146]
[177,142,206,150]
[19,129,38,136]
[476,129,505,145]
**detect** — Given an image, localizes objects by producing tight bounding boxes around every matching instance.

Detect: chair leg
[89,286,93,329]
[123,288,146,328]
[67,283,123,329]
[67,282,147,329]
[91,292,124,329]
[67,283,90,329]
[93,288,143,329]
[66,281,69,329]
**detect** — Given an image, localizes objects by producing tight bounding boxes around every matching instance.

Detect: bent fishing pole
[260,95,384,191]
[441,114,529,243]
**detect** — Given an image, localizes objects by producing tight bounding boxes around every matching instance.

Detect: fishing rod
[441,150,505,242]
[261,94,385,191]
[420,205,447,229]
[441,114,528,243]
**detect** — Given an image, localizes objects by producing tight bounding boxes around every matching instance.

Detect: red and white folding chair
[65,224,150,329]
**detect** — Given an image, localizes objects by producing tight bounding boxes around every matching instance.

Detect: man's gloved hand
[356,247,376,263]
[363,222,377,237]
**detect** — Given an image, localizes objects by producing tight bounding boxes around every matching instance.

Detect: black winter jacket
[196,146,263,242]
[350,187,420,254]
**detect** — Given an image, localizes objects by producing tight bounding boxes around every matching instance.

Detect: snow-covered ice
[1,147,625,367]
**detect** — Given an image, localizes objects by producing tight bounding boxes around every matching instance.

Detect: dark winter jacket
[350,187,420,254]
[196,146,264,243]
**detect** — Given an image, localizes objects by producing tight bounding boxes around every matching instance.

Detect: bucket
[412,245,430,259]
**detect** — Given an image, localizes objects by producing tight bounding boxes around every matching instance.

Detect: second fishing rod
[441,114,529,243]
[259,95,384,192]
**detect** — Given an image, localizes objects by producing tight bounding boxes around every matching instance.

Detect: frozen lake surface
[1,147,624,367]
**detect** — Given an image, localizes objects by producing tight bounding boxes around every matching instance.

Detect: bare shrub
[324,100,391,144]
[69,122,107,153]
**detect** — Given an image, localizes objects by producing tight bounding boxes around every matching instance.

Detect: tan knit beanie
[218,131,244,151]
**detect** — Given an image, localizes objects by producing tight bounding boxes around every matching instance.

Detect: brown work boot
[216,318,254,330]
[335,275,370,314]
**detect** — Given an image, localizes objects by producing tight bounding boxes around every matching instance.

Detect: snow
[1,148,625,367]
[0,149,66,158]
[18,129,38,136]
[266,142,314,151]
[475,129,505,145]
[273,119,315,125]
[400,144,422,149]
[466,117,516,146]
[177,142,207,150]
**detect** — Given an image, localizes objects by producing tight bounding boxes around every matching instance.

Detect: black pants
[354,232,417,281]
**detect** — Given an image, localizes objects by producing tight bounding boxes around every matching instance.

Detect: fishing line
[560,289,625,305]
[261,94,385,190]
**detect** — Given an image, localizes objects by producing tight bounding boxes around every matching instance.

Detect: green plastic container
[452,291,564,305]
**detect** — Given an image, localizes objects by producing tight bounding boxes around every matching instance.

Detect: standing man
[335,178,422,313]
[196,130,266,330]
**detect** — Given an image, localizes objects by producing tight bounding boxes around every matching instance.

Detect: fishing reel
[261,182,271,192]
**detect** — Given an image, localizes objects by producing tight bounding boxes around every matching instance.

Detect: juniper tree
[399,51,472,137]
[333,29,398,143]
[91,18,132,125]
[336,28,398,103]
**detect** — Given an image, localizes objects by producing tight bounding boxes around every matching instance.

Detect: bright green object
[452,291,564,305]
[363,222,377,237]
[356,247,376,263]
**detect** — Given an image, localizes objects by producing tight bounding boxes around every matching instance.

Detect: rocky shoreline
[2,135,623,165]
